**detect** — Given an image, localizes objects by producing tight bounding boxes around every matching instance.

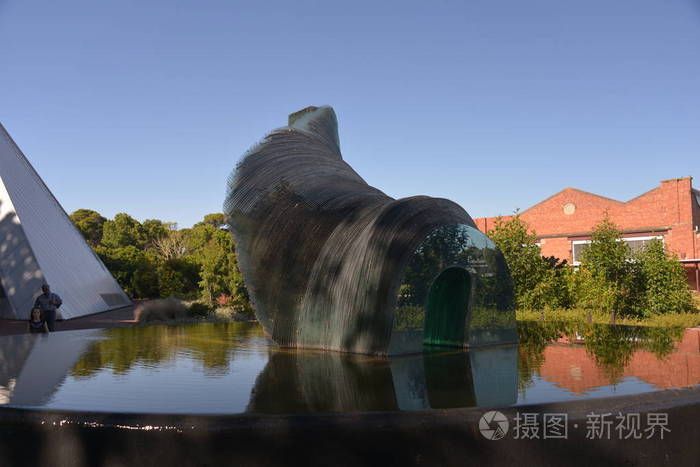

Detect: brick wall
[474,177,700,291]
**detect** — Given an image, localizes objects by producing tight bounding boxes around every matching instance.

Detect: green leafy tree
[156,256,201,299]
[201,213,226,229]
[488,215,545,305]
[74,210,252,308]
[142,219,170,248]
[488,214,571,309]
[635,238,694,316]
[101,213,147,249]
[183,221,251,309]
[578,216,641,318]
[70,209,106,246]
[95,245,158,298]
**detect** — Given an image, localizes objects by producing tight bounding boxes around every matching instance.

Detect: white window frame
[571,240,590,266]
[571,235,664,266]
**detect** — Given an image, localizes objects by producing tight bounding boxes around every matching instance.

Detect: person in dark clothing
[33,284,62,332]
[28,307,49,333]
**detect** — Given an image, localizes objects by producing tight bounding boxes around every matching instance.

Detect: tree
[488,215,546,308]
[183,222,250,308]
[152,230,188,260]
[579,216,641,319]
[95,245,158,298]
[73,209,252,308]
[101,213,147,249]
[201,213,226,230]
[142,219,170,248]
[70,209,106,246]
[635,239,694,316]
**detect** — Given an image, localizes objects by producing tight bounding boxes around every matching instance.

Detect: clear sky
[1,0,699,228]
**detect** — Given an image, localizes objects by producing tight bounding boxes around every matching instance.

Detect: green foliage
[187,223,250,307]
[142,219,170,248]
[73,210,252,312]
[201,213,226,229]
[187,302,213,318]
[69,209,106,246]
[95,245,159,298]
[577,217,693,318]
[101,213,147,249]
[488,214,571,310]
[578,216,640,317]
[491,213,695,320]
[580,216,630,283]
[634,238,694,316]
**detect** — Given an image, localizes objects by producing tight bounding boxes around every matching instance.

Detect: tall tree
[142,219,170,248]
[488,214,546,308]
[201,213,226,230]
[635,238,694,316]
[579,216,640,319]
[70,209,106,246]
[101,213,147,249]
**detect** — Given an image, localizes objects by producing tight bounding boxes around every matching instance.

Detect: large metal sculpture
[224,106,515,355]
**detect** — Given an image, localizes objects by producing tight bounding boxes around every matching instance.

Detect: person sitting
[33,283,62,332]
[28,307,49,334]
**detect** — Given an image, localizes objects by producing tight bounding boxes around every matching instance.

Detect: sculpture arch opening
[424,267,470,348]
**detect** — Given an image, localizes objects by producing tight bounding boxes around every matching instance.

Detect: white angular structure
[0,123,130,320]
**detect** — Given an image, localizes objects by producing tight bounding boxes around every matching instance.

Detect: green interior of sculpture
[389,224,515,354]
[424,268,470,347]
[225,106,516,355]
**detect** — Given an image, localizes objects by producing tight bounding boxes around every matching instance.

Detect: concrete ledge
[1,386,698,466]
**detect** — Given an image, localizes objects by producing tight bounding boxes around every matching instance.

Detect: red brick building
[474,177,700,292]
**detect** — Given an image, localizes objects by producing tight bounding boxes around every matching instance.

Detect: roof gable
[520,187,623,216]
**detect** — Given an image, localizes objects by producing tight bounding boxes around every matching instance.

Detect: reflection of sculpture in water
[246,345,518,413]
[225,106,516,355]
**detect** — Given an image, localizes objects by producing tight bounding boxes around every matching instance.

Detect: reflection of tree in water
[516,321,686,390]
[516,322,567,391]
[581,324,685,382]
[71,322,264,378]
[642,326,685,359]
[580,324,641,381]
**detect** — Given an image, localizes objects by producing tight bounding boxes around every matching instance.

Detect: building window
[624,236,663,254]
[571,236,664,265]
[571,241,590,265]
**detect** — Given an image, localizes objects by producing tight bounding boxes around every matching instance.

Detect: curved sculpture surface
[224,106,515,355]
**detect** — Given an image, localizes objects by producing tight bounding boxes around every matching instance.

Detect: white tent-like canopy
[0,123,131,320]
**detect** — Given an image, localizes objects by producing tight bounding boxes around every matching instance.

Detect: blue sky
[1,0,699,228]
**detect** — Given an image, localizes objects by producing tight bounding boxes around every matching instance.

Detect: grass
[516,305,700,328]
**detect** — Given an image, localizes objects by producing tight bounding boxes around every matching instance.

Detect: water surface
[0,321,697,414]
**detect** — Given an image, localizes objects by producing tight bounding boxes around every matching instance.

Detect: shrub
[133,298,187,322]
[187,302,213,318]
[96,245,159,298]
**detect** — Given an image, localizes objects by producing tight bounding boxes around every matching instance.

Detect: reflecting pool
[0,321,697,414]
